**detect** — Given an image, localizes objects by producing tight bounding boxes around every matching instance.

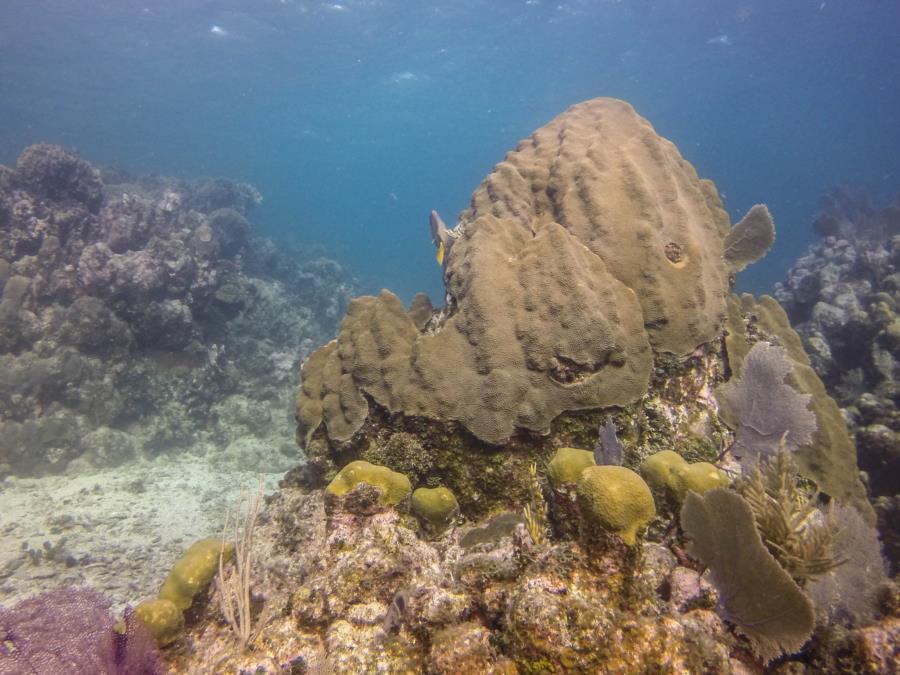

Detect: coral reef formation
[298,98,777,451]
[546,446,597,487]
[6,102,894,674]
[325,460,412,507]
[410,486,459,534]
[135,537,234,645]
[576,465,656,545]
[170,97,889,673]
[640,449,729,503]
[0,145,354,476]
[775,186,900,569]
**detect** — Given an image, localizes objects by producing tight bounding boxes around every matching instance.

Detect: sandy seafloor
[0,454,286,614]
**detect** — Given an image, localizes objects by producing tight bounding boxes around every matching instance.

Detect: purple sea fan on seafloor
[714,342,817,467]
[0,586,161,675]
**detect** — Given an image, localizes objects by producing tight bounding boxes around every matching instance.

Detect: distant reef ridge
[0,143,355,476]
[775,184,900,574]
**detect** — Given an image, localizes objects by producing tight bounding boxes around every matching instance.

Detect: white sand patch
[0,455,286,614]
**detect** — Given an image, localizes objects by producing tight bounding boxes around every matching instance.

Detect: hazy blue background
[1,0,899,304]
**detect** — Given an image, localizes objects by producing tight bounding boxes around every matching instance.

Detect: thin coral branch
[217,476,265,648]
[523,462,548,545]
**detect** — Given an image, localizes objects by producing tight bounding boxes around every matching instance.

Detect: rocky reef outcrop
[296,97,869,520]
[775,185,900,572]
[7,100,892,675]
[0,144,354,476]
[138,98,896,673]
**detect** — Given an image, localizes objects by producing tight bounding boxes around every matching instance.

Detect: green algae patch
[327,460,412,506]
[576,466,656,545]
[546,447,596,487]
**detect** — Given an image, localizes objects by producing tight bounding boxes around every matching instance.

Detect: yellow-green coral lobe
[576,465,656,545]
[133,598,185,645]
[641,451,728,500]
[640,450,685,493]
[546,447,596,487]
[159,537,233,611]
[411,486,459,530]
[327,460,412,506]
[676,462,729,497]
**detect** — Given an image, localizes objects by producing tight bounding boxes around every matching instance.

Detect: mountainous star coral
[298,97,774,447]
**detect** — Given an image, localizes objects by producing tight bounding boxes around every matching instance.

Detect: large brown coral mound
[460,97,740,355]
[299,97,771,445]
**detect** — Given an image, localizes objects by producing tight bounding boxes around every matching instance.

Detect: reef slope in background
[0,144,354,477]
[775,186,900,573]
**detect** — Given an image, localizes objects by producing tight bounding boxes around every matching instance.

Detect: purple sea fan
[714,342,817,467]
[0,586,161,675]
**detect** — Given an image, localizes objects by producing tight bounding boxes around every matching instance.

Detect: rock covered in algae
[576,465,656,545]
[298,97,775,447]
[161,485,740,674]
[160,478,894,674]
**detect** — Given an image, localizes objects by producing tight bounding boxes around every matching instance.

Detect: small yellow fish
[436,240,445,265]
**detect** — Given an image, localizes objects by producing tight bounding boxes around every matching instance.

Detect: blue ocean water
[1,0,899,303]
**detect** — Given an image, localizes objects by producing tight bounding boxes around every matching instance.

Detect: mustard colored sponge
[640,450,729,500]
[411,486,459,532]
[133,598,184,646]
[326,460,412,506]
[159,537,234,611]
[576,466,656,545]
[546,447,596,487]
